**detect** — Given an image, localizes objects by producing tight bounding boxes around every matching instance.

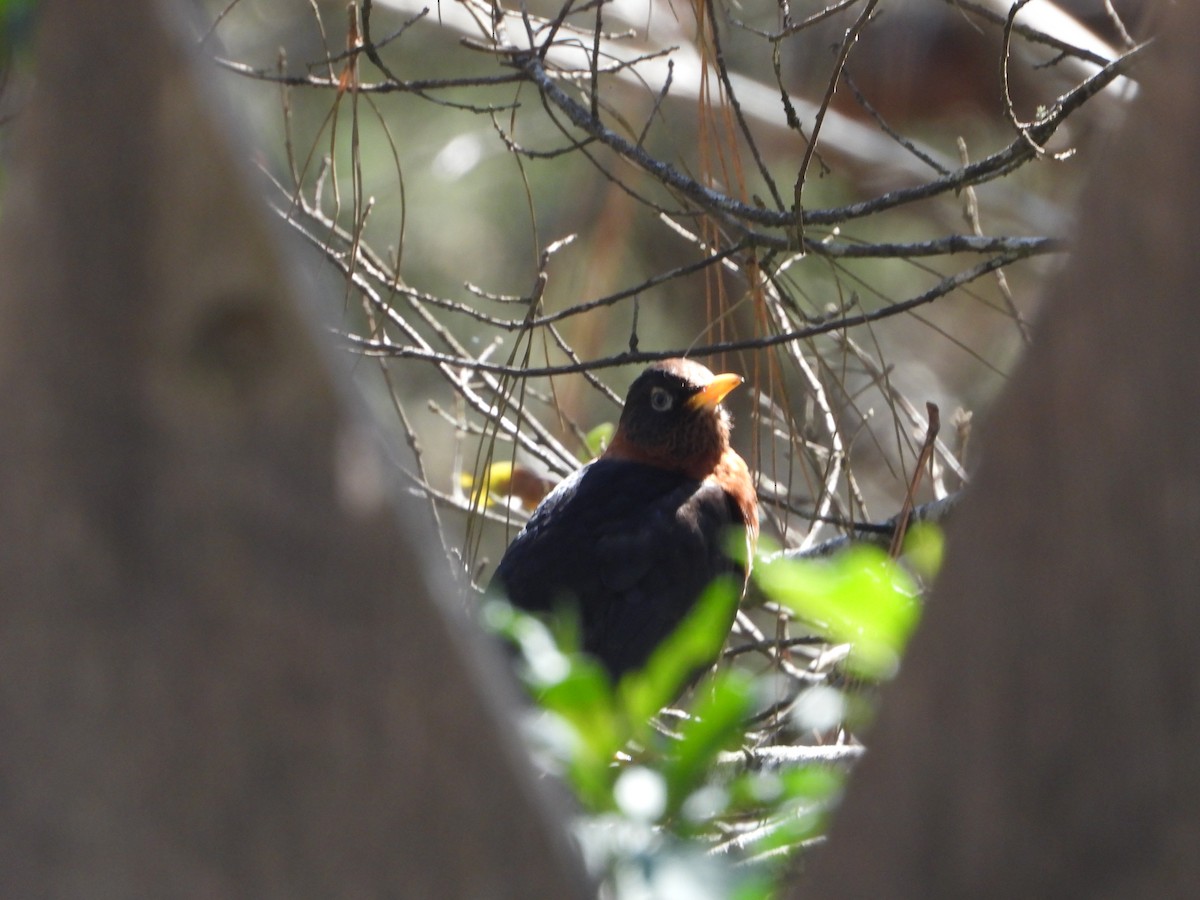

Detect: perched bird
[488,358,758,681]
[462,460,557,512]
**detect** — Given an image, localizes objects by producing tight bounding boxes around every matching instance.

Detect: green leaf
[662,671,753,816]
[582,422,615,459]
[902,521,945,579]
[779,764,844,806]
[479,600,624,806]
[618,575,741,729]
[753,546,921,679]
[538,663,621,807]
[728,872,777,900]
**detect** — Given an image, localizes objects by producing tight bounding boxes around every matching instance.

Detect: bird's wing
[489,459,745,678]
[486,463,599,614]
[588,477,743,676]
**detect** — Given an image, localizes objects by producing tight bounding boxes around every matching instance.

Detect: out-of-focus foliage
[0,0,39,190]
[485,526,941,897]
[0,0,37,56]
[754,543,924,679]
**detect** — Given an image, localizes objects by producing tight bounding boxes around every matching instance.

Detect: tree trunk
[0,2,586,896]
[799,4,1200,896]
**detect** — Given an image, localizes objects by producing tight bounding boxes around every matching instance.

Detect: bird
[462,459,556,511]
[487,358,758,681]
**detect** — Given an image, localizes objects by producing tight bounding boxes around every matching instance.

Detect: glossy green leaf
[663,670,753,815]
[619,575,741,729]
[754,546,921,679]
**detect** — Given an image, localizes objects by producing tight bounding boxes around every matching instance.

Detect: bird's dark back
[488,457,746,679]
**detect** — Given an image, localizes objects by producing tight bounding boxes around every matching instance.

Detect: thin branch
[794,0,879,225]
[773,491,965,562]
[346,251,1030,376]
[514,44,1143,231]
[944,0,1126,66]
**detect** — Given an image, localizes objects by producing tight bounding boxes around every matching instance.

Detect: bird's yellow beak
[687,372,743,410]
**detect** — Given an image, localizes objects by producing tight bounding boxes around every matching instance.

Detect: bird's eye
[649,386,674,412]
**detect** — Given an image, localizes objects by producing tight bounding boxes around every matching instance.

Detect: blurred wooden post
[0,1,585,896]
[799,4,1200,896]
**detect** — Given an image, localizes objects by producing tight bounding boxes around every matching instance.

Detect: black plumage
[489,458,744,678]
[487,359,757,681]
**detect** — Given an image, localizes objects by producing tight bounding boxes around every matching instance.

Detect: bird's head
[603,358,743,479]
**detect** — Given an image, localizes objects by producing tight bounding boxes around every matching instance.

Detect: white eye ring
[650,386,674,412]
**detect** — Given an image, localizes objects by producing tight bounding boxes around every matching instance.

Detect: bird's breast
[706,449,758,540]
